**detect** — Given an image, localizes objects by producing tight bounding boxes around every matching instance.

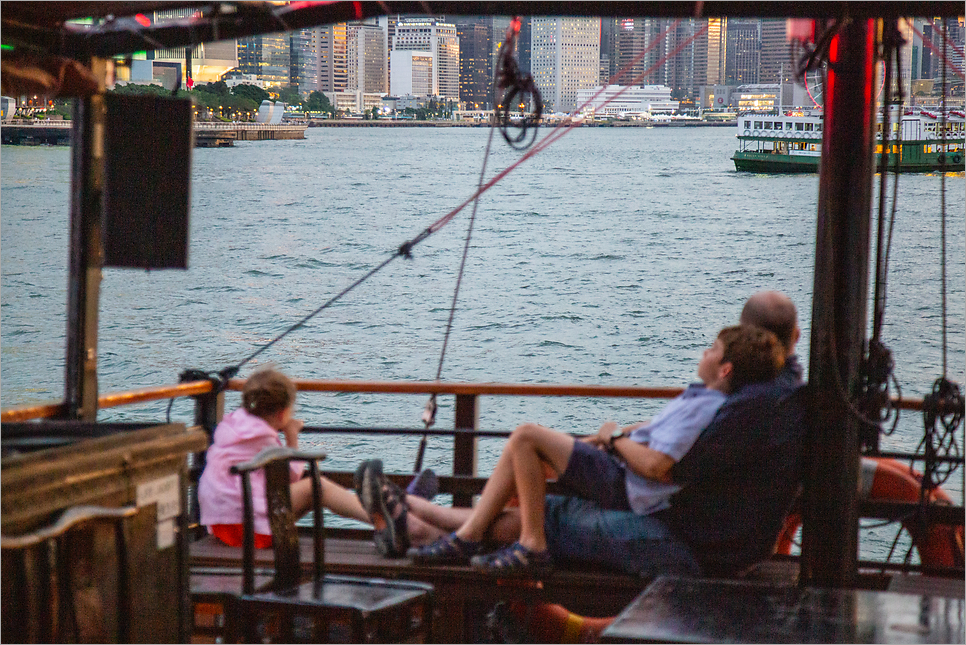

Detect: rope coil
[495,17,542,151]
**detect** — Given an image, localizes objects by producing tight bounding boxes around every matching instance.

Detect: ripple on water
[1,130,963,520]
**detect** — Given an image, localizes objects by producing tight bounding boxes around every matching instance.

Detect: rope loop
[179,366,236,395]
[920,376,965,491]
[495,16,542,151]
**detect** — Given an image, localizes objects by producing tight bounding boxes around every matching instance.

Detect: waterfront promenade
[0,121,307,146]
[1,117,733,146]
[309,118,736,128]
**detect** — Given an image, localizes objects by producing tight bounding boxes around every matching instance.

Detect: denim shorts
[555,439,631,511]
[544,495,700,578]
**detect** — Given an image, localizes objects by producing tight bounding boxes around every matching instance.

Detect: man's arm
[583,421,674,482]
[613,439,675,482]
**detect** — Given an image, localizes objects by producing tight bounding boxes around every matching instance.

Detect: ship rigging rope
[864,23,905,445]
[175,19,707,419]
[414,17,541,472]
[812,21,935,441]
[916,20,965,500]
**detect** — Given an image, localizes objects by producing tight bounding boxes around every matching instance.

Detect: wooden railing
[3,378,962,575]
[0,378,930,424]
[0,377,942,504]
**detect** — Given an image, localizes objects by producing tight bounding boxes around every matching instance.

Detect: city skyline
[140,13,965,113]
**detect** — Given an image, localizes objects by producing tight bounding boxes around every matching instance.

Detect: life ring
[753,130,761,137]
[774,457,964,569]
[952,153,962,164]
[500,596,615,643]
[743,129,751,136]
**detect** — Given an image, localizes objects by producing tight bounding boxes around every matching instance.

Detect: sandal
[356,460,410,558]
[407,532,482,565]
[470,542,554,578]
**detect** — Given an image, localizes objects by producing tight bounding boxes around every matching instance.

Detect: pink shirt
[198,408,302,535]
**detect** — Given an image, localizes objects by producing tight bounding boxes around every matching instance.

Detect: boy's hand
[595,420,619,446]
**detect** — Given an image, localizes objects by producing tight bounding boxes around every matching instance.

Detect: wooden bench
[187,470,804,642]
[189,533,649,642]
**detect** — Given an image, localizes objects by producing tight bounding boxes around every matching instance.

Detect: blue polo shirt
[624,384,726,515]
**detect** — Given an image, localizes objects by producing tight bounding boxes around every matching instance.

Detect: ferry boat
[1,2,964,644]
[732,107,966,173]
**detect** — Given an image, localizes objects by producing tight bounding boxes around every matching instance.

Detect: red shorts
[209,524,273,549]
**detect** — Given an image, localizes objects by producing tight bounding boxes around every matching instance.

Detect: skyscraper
[347,23,387,94]
[759,19,789,84]
[725,19,761,85]
[698,18,727,87]
[909,17,966,84]
[148,9,237,85]
[664,19,706,98]
[452,17,493,108]
[612,18,651,85]
[318,23,348,93]
[531,17,600,114]
[600,18,616,83]
[291,28,317,93]
[393,18,460,100]
[237,33,291,88]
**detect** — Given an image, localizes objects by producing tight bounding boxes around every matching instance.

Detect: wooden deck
[189,533,649,642]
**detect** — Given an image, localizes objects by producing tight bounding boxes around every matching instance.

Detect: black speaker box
[103,93,192,269]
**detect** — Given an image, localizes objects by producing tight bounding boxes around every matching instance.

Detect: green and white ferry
[732,107,965,173]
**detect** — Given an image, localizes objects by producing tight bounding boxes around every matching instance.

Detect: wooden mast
[64,59,108,421]
[801,17,877,587]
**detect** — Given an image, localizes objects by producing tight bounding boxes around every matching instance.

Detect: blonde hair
[242,367,296,419]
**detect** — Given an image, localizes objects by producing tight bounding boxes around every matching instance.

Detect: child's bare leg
[291,475,369,523]
[455,423,574,545]
[405,512,448,546]
[406,495,473,532]
[508,424,575,553]
[406,495,523,544]
[452,440,523,542]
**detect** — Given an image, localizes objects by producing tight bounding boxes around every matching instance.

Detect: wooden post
[452,394,479,508]
[64,59,109,421]
[189,391,223,527]
[801,18,877,588]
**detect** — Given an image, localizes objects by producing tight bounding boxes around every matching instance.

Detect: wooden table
[601,576,965,644]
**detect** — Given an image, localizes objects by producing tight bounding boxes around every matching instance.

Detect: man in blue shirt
[398,322,787,576]
[538,291,804,578]
[655,291,805,576]
[361,291,804,579]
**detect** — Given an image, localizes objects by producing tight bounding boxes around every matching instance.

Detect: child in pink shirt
[198,368,372,546]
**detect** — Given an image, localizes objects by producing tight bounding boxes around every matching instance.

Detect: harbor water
[3,125,964,558]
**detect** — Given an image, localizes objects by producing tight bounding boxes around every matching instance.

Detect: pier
[1,121,72,145]
[1,121,307,147]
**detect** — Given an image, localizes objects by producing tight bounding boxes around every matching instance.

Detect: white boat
[733,106,966,172]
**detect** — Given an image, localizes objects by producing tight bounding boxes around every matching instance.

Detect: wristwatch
[608,428,627,449]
